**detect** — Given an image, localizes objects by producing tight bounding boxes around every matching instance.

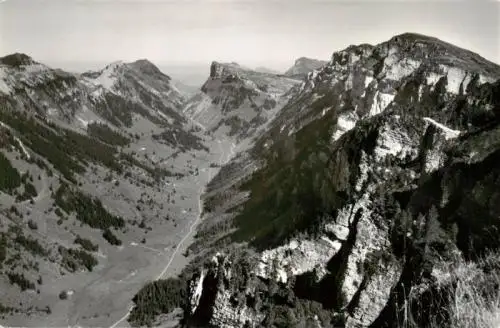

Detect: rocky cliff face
[136,33,500,328]
[183,62,300,143]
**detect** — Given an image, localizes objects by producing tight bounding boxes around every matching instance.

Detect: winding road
[108,138,236,328]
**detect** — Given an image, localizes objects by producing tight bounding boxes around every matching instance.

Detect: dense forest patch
[87,122,130,146]
[54,183,125,233]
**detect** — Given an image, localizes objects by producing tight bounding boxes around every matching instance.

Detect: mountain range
[0,33,499,328]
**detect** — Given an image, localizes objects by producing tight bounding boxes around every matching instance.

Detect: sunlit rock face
[184,61,300,142]
[130,33,500,328]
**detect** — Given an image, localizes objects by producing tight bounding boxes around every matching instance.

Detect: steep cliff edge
[129,33,500,328]
[183,62,300,143]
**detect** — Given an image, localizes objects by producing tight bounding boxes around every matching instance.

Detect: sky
[0,0,499,85]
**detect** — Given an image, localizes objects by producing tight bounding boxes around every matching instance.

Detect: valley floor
[1,137,236,328]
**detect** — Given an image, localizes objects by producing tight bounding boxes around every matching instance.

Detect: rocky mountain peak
[0,53,186,128]
[127,59,171,80]
[103,60,125,70]
[389,32,438,44]
[130,58,155,67]
[377,32,500,76]
[186,60,300,141]
[0,53,38,67]
[328,43,375,68]
[383,32,470,52]
[298,32,500,107]
[89,59,167,79]
[82,58,176,94]
[209,61,242,79]
[326,32,500,78]
[0,54,69,96]
[255,66,280,74]
[80,61,123,91]
[284,57,327,79]
[294,57,320,66]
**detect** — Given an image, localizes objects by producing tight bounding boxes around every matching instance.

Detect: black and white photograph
[0,0,499,327]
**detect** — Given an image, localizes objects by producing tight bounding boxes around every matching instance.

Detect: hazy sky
[0,0,499,78]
